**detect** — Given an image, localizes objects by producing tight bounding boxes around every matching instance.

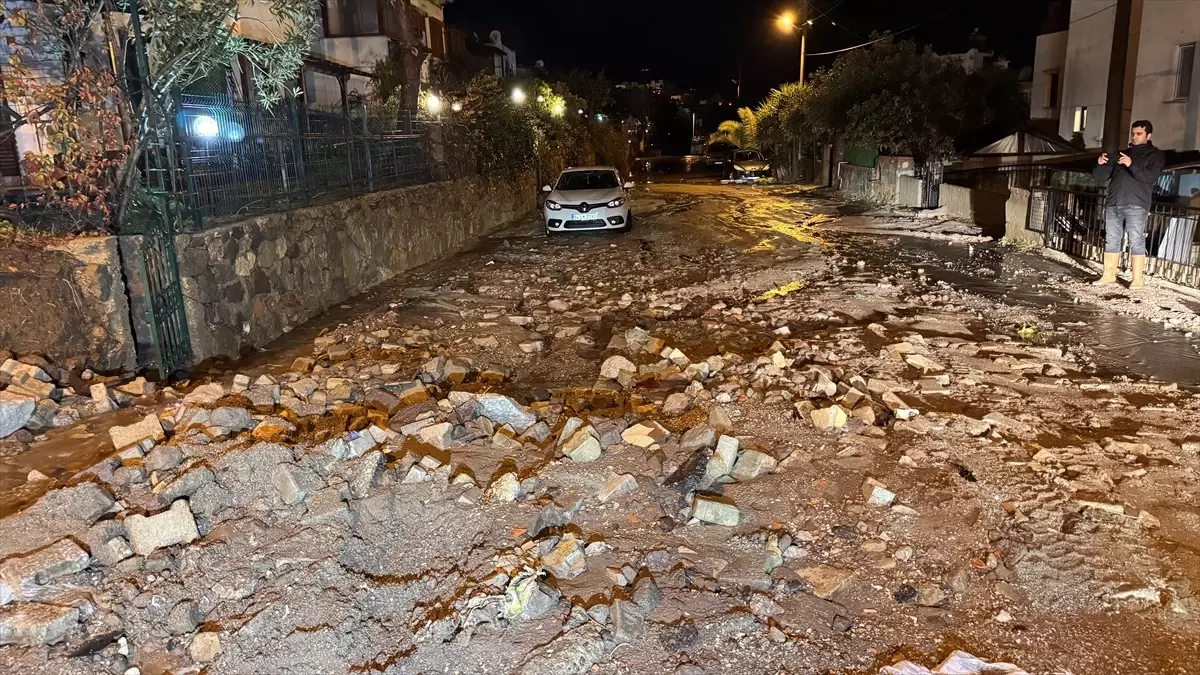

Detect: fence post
[288,94,310,207]
[360,102,375,191]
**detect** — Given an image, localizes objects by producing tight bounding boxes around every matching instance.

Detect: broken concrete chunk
[124,500,200,556]
[0,391,36,438]
[810,405,848,430]
[661,393,691,415]
[0,602,79,646]
[251,416,296,443]
[109,413,166,450]
[273,464,325,505]
[692,494,741,526]
[680,424,716,451]
[416,422,456,450]
[474,394,538,433]
[190,631,222,663]
[730,450,777,481]
[541,537,587,579]
[183,383,225,405]
[563,428,602,462]
[600,355,637,380]
[862,478,896,506]
[487,472,522,503]
[622,421,669,447]
[597,474,638,502]
[210,407,254,432]
[0,539,90,599]
[796,565,854,599]
[301,487,350,526]
[904,354,945,373]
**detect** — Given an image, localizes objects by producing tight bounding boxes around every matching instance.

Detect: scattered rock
[109,413,166,450]
[692,494,741,526]
[597,473,637,502]
[124,500,201,556]
[810,405,848,430]
[0,602,79,646]
[797,565,854,599]
[730,449,777,480]
[189,632,222,663]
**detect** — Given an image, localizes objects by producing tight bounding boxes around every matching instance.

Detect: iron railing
[175,93,436,227]
[1031,186,1200,288]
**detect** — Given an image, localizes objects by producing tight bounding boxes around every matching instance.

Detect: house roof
[970,127,1077,156]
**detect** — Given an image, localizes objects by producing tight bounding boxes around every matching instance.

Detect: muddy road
[2,182,1200,675]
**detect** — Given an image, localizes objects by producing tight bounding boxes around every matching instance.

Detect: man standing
[1092,120,1165,288]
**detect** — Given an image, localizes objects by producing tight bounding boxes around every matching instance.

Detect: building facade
[1033,0,1200,151]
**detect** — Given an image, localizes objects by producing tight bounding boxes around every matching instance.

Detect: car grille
[565,219,607,229]
[561,202,609,213]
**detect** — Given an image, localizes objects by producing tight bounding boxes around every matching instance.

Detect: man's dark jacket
[1092,142,1165,209]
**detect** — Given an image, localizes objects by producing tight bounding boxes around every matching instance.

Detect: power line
[808,0,865,42]
[1070,3,1117,25]
[806,0,981,57]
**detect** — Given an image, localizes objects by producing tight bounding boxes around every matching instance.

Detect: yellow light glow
[551,101,565,117]
[512,87,526,105]
[777,12,795,30]
[426,94,442,114]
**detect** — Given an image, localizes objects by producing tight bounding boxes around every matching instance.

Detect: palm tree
[708,107,758,148]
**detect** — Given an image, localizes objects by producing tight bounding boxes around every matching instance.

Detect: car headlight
[606,197,625,208]
[546,199,562,211]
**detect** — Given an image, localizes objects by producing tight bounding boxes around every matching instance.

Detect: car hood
[548,188,624,205]
[734,160,770,170]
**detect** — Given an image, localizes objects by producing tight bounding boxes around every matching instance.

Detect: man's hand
[1118,152,1132,167]
[1097,153,1109,165]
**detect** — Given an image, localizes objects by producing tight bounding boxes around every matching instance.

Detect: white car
[543,166,633,234]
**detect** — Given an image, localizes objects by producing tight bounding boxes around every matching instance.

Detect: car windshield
[734,151,763,161]
[556,170,619,191]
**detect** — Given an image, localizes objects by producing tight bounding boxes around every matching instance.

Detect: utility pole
[1102,0,1133,154]
[799,0,808,84]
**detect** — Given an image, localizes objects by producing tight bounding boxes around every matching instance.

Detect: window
[428,17,445,59]
[1176,43,1196,101]
[323,0,379,37]
[1073,106,1088,133]
[1044,70,1060,108]
[556,170,619,191]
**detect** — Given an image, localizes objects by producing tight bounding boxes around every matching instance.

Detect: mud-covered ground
[3,183,1200,675]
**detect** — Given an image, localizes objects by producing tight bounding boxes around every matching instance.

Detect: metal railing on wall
[174,93,436,228]
[1031,186,1200,288]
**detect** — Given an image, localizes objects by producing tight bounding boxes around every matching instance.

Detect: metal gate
[127,1,191,379]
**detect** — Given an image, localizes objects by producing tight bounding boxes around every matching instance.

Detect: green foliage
[708,107,758,148]
[750,38,1027,163]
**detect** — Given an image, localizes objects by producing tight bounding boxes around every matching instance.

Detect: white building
[1033,0,1200,150]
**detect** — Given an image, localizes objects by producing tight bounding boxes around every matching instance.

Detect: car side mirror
[623,181,634,189]
[542,185,553,192]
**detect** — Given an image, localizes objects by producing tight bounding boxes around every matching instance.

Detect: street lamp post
[777,1,811,84]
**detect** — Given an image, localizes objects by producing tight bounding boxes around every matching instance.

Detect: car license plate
[570,212,593,220]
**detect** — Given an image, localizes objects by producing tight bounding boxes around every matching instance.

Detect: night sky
[445,0,1054,105]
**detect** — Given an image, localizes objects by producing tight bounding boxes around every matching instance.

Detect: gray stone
[273,464,324,505]
[708,405,733,431]
[347,450,384,499]
[0,602,79,646]
[631,576,663,613]
[0,391,36,438]
[692,494,741,526]
[518,625,607,675]
[167,600,203,635]
[1,359,50,383]
[301,487,350,526]
[124,500,200,556]
[563,428,601,462]
[416,422,455,450]
[541,536,587,579]
[41,483,115,524]
[680,424,716,451]
[110,413,166,450]
[600,355,637,380]
[210,407,253,432]
[156,467,215,502]
[85,521,132,566]
[597,474,637,502]
[183,383,225,405]
[610,599,646,644]
[0,539,89,599]
[730,450,777,481]
[145,445,185,473]
[662,393,691,415]
[474,394,538,433]
[89,383,115,413]
[487,473,522,503]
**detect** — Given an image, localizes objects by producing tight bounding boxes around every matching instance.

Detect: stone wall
[124,172,536,364]
[838,156,919,205]
[939,184,1033,241]
[0,237,135,373]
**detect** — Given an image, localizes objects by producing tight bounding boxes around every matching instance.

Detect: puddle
[836,235,1200,387]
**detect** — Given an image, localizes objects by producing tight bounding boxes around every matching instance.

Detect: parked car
[726,150,771,181]
[704,141,738,166]
[543,166,634,235]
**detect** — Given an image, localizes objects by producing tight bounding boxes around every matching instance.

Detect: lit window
[1073,106,1088,133]
[1176,43,1196,101]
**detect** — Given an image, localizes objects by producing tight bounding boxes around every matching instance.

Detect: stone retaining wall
[124,172,536,364]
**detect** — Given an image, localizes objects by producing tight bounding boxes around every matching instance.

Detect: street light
[451,101,462,112]
[551,101,565,117]
[426,94,442,115]
[777,11,796,30]
[512,87,526,105]
[776,4,811,84]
